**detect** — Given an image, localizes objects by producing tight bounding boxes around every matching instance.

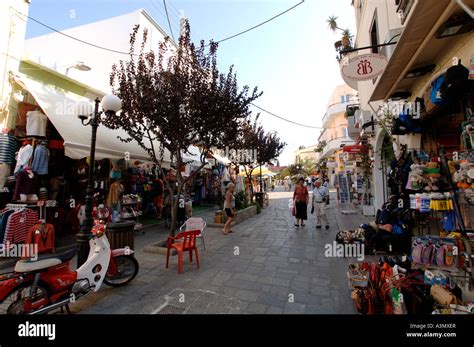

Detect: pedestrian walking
[152,175,165,219]
[293,177,308,228]
[222,182,235,235]
[312,180,329,229]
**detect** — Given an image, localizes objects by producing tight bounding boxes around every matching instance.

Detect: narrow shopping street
[71,188,369,314]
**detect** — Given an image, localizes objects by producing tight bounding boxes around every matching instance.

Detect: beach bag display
[440,61,470,107]
[391,117,408,135]
[430,74,447,106]
[399,113,422,134]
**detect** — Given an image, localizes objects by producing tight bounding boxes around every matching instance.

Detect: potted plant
[327,16,354,60]
[341,29,353,48]
[315,140,327,153]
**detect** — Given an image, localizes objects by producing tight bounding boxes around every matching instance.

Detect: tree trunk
[245,167,255,203]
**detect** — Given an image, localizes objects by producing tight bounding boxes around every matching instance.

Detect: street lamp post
[76,95,122,267]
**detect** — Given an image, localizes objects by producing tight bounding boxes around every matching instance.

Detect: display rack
[121,194,143,233]
[337,173,351,203]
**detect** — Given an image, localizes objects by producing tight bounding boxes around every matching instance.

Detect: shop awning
[212,153,231,165]
[183,145,210,168]
[369,0,455,101]
[239,167,275,177]
[17,74,171,164]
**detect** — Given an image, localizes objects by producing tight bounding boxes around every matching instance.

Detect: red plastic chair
[179,217,207,252]
[166,230,200,274]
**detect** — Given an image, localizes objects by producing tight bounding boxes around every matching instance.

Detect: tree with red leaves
[105,21,262,234]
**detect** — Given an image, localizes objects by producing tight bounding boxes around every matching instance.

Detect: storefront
[343,0,474,314]
[0,69,179,252]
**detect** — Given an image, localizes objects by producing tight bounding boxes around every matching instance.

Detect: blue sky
[25,0,357,165]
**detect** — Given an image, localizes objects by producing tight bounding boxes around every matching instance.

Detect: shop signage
[340,53,388,90]
[343,144,368,154]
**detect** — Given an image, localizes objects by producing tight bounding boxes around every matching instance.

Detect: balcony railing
[319,136,355,159]
[322,101,355,127]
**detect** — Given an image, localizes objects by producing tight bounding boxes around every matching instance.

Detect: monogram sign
[340,53,388,89]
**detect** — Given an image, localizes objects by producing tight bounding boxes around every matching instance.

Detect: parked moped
[0,215,139,314]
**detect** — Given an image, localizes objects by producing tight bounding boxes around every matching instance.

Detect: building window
[370,10,379,53]
[340,95,351,103]
[341,128,348,138]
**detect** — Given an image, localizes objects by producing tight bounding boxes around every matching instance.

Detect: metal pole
[77,98,100,267]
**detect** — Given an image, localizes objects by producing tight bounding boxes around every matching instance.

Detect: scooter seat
[14,258,62,273]
[14,248,78,273]
[37,248,78,263]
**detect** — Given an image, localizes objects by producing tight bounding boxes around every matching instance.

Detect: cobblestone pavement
[72,188,372,314]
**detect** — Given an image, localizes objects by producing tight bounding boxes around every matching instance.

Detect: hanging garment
[14,144,33,174]
[26,110,48,137]
[235,176,244,193]
[13,169,38,201]
[107,181,124,207]
[0,164,11,190]
[6,93,19,130]
[46,206,65,238]
[23,222,55,256]
[3,208,39,244]
[0,134,17,165]
[31,144,49,175]
[0,209,15,243]
[441,211,456,231]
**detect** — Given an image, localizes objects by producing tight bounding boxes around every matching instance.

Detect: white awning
[183,145,210,168]
[212,153,231,165]
[17,74,171,165]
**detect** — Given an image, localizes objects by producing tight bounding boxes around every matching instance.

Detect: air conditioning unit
[380,28,403,60]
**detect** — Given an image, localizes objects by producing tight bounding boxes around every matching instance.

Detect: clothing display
[6,94,19,130]
[106,181,124,207]
[0,209,15,243]
[13,169,38,201]
[0,134,17,165]
[235,175,244,193]
[45,206,65,238]
[23,222,55,255]
[152,178,164,208]
[31,143,49,175]
[2,208,39,244]
[26,110,48,137]
[14,144,33,174]
[0,164,11,190]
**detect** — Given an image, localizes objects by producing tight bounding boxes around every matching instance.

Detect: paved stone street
[71,188,371,314]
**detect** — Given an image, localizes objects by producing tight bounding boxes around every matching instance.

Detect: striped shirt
[4,209,39,244]
[0,134,17,165]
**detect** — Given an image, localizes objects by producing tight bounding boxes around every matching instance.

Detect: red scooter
[0,213,139,314]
